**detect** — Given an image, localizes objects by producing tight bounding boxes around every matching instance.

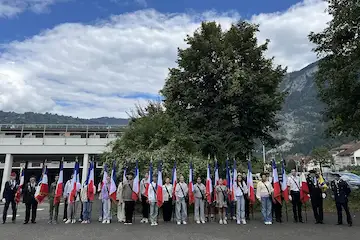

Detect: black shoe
[2,221,5,224]
[12,220,15,224]
[319,221,324,224]
[299,219,304,223]
[349,222,352,227]
[23,221,28,224]
[31,221,36,224]
[336,223,343,225]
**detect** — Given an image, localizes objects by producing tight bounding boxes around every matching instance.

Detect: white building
[0,124,125,196]
[332,142,360,169]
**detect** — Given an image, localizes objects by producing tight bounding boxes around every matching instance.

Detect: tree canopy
[161,21,286,159]
[309,0,360,137]
[311,147,334,171]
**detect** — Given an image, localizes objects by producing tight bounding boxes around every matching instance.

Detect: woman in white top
[256,172,274,225]
[162,177,173,222]
[235,174,248,225]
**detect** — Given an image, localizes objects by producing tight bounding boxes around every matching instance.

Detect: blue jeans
[82,202,92,221]
[261,197,272,222]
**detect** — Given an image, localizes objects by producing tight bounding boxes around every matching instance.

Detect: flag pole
[248,153,254,220]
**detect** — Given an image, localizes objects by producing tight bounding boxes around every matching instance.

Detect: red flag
[144,162,152,198]
[205,164,212,204]
[300,172,310,203]
[171,163,177,200]
[54,162,63,205]
[281,160,289,202]
[15,168,24,204]
[247,160,255,204]
[35,166,49,204]
[132,161,140,201]
[87,162,95,201]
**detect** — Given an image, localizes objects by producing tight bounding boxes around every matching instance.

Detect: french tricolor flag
[110,162,117,202]
[171,162,177,200]
[188,162,195,205]
[247,160,255,203]
[156,163,163,207]
[69,162,79,203]
[15,167,25,204]
[54,162,64,205]
[272,159,282,204]
[35,166,49,204]
[144,162,153,198]
[205,164,212,204]
[213,159,219,201]
[226,159,232,201]
[87,161,95,201]
[132,160,140,201]
[281,159,289,202]
[231,159,237,201]
[300,172,310,203]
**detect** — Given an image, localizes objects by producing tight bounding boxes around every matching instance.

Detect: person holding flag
[140,170,150,223]
[2,172,18,224]
[147,173,159,226]
[193,176,206,224]
[122,171,135,225]
[215,178,229,224]
[48,174,59,224]
[116,168,126,223]
[23,175,38,224]
[175,175,188,225]
[256,172,274,225]
[65,162,81,224]
[235,174,248,225]
[287,169,303,223]
[81,161,96,224]
[271,160,282,223]
[162,177,173,222]
[307,170,326,224]
[15,168,25,204]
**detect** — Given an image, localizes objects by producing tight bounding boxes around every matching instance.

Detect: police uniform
[306,171,324,224]
[330,176,352,226]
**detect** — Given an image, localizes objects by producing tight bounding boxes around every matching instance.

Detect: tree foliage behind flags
[309,0,360,138]
[161,21,286,158]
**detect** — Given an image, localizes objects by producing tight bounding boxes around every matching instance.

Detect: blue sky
[0,0,301,43]
[0,0,330,118]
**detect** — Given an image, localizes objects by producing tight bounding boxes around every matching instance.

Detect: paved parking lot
[0,202,358,240]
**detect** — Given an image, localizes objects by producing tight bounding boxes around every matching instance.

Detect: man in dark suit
[307,170,325,224]
[330,174,352,226]
[2,172,18,224]
[23,176,38,224]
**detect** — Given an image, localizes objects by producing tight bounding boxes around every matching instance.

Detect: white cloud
[0,0,331,118]
[0,0,60,18]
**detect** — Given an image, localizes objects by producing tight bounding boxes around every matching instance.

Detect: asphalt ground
[0,200,358,240]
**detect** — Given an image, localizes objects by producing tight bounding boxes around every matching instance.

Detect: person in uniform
[2,172,18,224]
[23,176,38,224]
[307,170,325,224]
[48,174,59,224]
[193,176,206,224]
[330,173,352,226]
[287,169,303,223]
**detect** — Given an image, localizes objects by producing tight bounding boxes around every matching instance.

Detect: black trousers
[141,195,149,218]
[125,201,135,223]
[244,197,250,220]
[162,199,173,222]
[3,199,17,222]
[291,191,302,221]
[336,201,352,224]
[272,201,282,222]
[63,198,68,220]
[311,196,323,223]
[25,201,38,223]
[80,202,83,220]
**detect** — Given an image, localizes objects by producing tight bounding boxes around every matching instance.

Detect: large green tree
[311,147,334,173]
[309,0,360,137]
[161,21,286,160]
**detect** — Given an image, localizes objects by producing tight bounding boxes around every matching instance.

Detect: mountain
[278,62,353,154]
[0,111,129,125]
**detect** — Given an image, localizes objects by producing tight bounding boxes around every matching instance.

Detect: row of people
[2,169,353,226]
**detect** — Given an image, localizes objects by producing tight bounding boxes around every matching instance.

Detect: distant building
[331,142,360,169]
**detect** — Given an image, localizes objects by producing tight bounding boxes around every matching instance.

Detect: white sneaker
[177,221,181,225]
[144,218,149,223]
[269,222,272,225]
[65,219,71,224]
[201,220,205,224]
[265,221,269,225]
[242,220,247,225]
[102,220,107,224]
[81,221,86,224]
[150,222,155,226]
[182,221,187,225]
[224,216,228,220]
[71,219,76,224]
[219,219,223,225]
[232,216,236,220]
[196,220,200,224]
[140,218,145,223]
[63,219,67,222]
[223,220,228,225]
[106,220,110,224]
[237,220,241,225]
[98,217,102,222]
